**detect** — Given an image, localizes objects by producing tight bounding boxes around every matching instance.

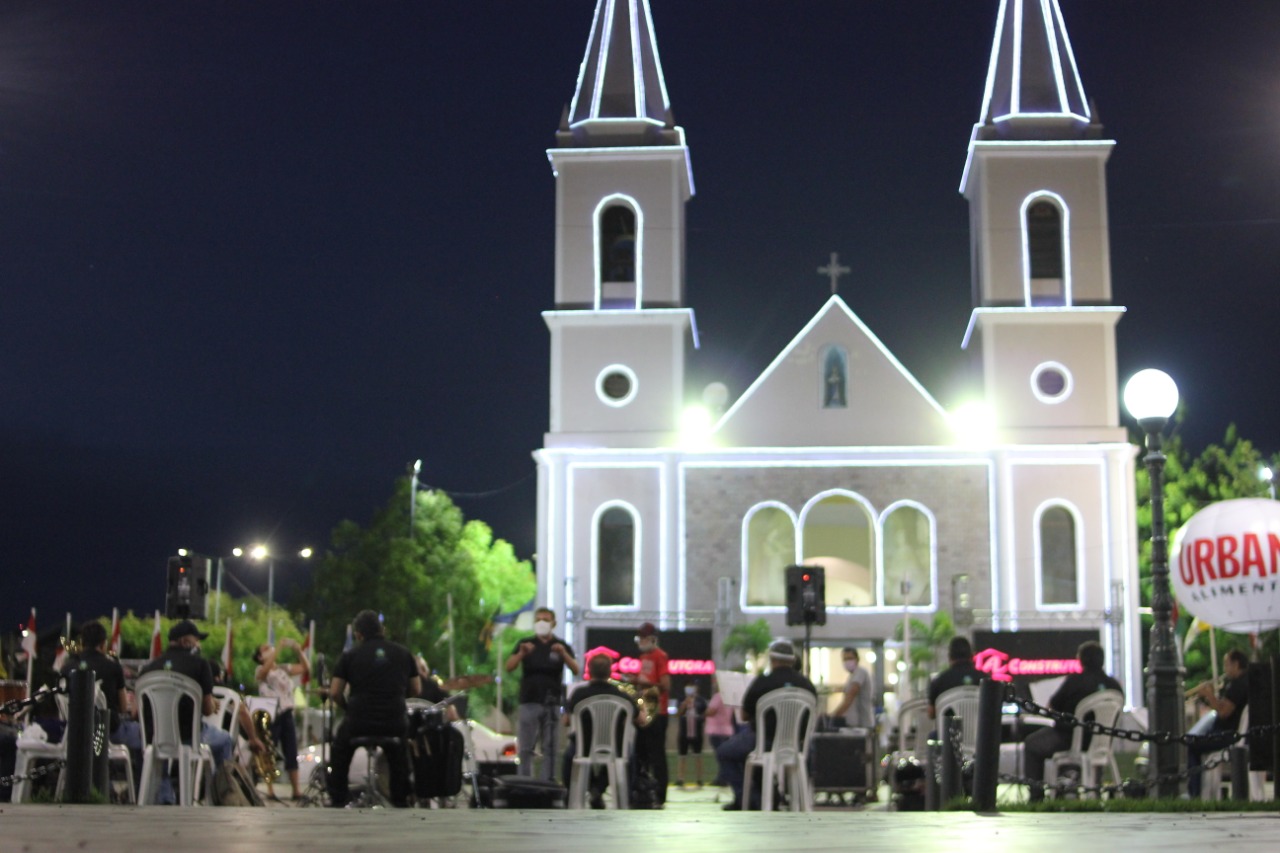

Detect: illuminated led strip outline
[593,193,644,309]
[565,461,668,626]
[590,499,642,610]
[1020,190,1071,306]
[675,457,994,616]
[595,363,638,408]
[1031,499,1086,610]
[961,306,1126,352]
[714,296,949,434]
[982,0,1090,123]
[1030,360,1073,405]
[567,0,671,127]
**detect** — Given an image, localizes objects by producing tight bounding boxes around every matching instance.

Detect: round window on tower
[1030,361,1073,404]
[597,364,638,407]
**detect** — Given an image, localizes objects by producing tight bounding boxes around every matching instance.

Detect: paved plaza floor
[3,784,1280,853]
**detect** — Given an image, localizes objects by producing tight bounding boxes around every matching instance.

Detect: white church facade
[533,0,1144,704]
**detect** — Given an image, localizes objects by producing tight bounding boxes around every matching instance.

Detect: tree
[293,477,535,716]
[1134,421,1280,685]
[892,611,955,695]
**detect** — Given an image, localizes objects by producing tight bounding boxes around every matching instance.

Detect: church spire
[974,0,1099,140]
[559,0,680,147]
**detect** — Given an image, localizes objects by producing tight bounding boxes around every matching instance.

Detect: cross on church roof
[818,251,850,295]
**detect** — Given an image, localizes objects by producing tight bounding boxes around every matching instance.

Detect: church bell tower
[543,0,696,449]
[960,0,1126,445]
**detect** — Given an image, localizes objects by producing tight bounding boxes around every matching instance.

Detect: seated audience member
[1022,640,1122,802]
[561,653,646,807]
[927,637,981,719]
[714,640,816,810]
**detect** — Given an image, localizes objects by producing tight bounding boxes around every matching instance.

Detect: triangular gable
[714,296,953,447]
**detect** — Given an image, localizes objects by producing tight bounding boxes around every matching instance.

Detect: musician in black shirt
[1187,649,1249,798]
[327,610,421,807]
[505,607,579,781]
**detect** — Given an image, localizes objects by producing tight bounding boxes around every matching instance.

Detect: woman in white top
[253,637,311,799]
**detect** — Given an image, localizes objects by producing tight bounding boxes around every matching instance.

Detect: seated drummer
[327,610,421,808]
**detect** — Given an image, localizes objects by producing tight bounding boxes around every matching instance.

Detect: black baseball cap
[168,620,209,641]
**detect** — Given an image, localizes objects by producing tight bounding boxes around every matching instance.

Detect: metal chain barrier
[0,758,67,789]
[1002,686,1280,748]
[1,685,67,717]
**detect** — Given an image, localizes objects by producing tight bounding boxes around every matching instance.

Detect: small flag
[150,610,163,660]
[21,609,37,660]
[343,623,354,653]
[52,639,68,674]
[493,597,535,625]
[109,608,122,657]
[222,618,234,682]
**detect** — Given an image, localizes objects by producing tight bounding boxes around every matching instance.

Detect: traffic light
[785,564,826,626]
[165,553,210,619]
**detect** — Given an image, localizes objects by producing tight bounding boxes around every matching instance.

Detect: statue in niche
[822,346,848,408]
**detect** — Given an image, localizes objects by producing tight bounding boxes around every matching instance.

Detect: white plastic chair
[1044,689,1124,797]
[896,697,930,759]
[205,685,243,743]
[136,670,214,806]
[568,694,636,809]
[935,686,981,761]
[13,685,135,804]
[744,687,818,812]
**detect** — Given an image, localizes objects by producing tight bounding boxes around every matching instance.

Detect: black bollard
[972,678,1003,812]
[1229,746,1250,801]
[63,667,96,803]
[940,715,963,806]
[1272,655,1280,802]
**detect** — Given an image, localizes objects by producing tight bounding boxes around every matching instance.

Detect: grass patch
[997,798,1280,813]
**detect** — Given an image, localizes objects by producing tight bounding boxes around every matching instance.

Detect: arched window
[1038,504,1079,606]
[595,504,637,607]
[882,504,933,606]
[801,492,875,606]
[1024,196,1066,306]
[598,201,638,309]
[820,345,848,409]
[744,504,795,606]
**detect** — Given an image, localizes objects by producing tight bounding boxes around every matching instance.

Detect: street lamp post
[410,459,422,536]
[1261,465,1276,500]
[247,545,312,637]
[1123,368,1184,798]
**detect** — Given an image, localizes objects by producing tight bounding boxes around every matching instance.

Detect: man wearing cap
[631,622,671,804]
[714,639,816,810]
[139,620,235,801]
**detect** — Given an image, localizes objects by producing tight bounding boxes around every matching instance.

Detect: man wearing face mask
[505,607,579,781]
[630,622,671,805]
[829,647,873,730]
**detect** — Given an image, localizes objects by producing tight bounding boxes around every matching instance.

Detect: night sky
[4,1,1279,628]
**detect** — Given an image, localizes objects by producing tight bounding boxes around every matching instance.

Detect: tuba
[252,708,280,781]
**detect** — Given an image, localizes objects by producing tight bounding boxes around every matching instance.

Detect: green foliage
[892,611,955,693]
[721,619,774,671]
[108,603,303,691]
[1133,421,1280,685]
[292,477,535,717]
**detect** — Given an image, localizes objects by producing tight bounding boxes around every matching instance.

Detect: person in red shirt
[631,622,671,805]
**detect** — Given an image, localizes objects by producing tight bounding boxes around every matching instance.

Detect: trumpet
[1185,675,1224,699]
